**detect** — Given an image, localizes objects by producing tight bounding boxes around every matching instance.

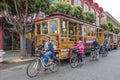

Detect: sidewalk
[0,50,34,66]
[0,50,35,71]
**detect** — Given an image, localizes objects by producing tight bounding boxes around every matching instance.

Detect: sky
[94,0,120,22]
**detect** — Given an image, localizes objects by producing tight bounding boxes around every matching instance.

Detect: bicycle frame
[90,49,98,59]
[36,57,47,68]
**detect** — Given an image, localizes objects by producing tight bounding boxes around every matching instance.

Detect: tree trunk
[20,32,26,59]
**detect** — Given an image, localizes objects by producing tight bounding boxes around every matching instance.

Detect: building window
[74,0,81,6]
[91,8,96,24]
[37,23,41,34]
[96,12,99,26]
[91,8,95,14]
[42,22,48,34]
[84,3,89,12]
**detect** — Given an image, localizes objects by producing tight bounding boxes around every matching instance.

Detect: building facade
[102,11,120,27]
[102,11,120,42]
[0,12,20,50]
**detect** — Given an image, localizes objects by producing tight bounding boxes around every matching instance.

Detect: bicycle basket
[35,50,44,57]
[91,48,95,51]
[74,48,79,53]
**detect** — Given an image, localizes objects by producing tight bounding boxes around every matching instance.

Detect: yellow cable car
[34,13,117,59]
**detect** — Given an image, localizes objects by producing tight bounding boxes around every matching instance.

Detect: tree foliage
[99,22,120,34]
[82,12,96,23]
[99,23,109,30]
[107,22,114,32]
[0,0,51,14]
[112,26,120,34]
[46,2,95,23]
[45,2,72,16]
[70,6,83,19]
[0,2,6,11]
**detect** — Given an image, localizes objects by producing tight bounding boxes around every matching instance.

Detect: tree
[0,2,6,11]
[46,2,83,20]
[113,26,120,34]
[82,12,96,23]
[0,0,51,58]
[46,2,96,24]
[99,22,120,34]
[70,6,83,19]
[107,22,114,32]
[45,5,56,15]
[99,23,109,30]
[45,2,72,16]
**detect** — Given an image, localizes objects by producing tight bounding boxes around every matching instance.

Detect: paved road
[0,61,30,70]
[0,49,120,80]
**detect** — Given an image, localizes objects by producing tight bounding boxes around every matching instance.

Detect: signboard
[86,40,93,43]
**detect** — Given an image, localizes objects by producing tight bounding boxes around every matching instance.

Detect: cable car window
[37,23,41,34]
[61,20,67,37]
[42,22,48,34]
[50,20,58,34]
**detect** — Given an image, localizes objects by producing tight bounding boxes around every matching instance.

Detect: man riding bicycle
[36,35,55,68]
[91,38,100,60]
[103,38,109,53]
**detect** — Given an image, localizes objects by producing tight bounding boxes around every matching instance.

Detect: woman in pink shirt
[74,40,84,64]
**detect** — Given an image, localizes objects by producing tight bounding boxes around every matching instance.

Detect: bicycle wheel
[49,58,60,72]
[102,49,108,57]
[82,54,86,64]
[70,55,78,68]
[89,51,95,61]
[102,51,107,57]
[26,59,41,78]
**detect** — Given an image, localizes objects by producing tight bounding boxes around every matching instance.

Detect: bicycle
[89,47,99,61]
[26,50,60,78]
[70,48,86,68]
[100,46,108,57]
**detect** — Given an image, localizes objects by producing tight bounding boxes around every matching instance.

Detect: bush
[45,2,72,16]
[70,6,82,19]
[46,2,95,24]
[99,22,120,34]
[99,23,109,30]
[82,12,96,23]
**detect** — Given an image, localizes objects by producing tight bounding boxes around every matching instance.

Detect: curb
[0,58,34,71]
[0,58,34,67]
